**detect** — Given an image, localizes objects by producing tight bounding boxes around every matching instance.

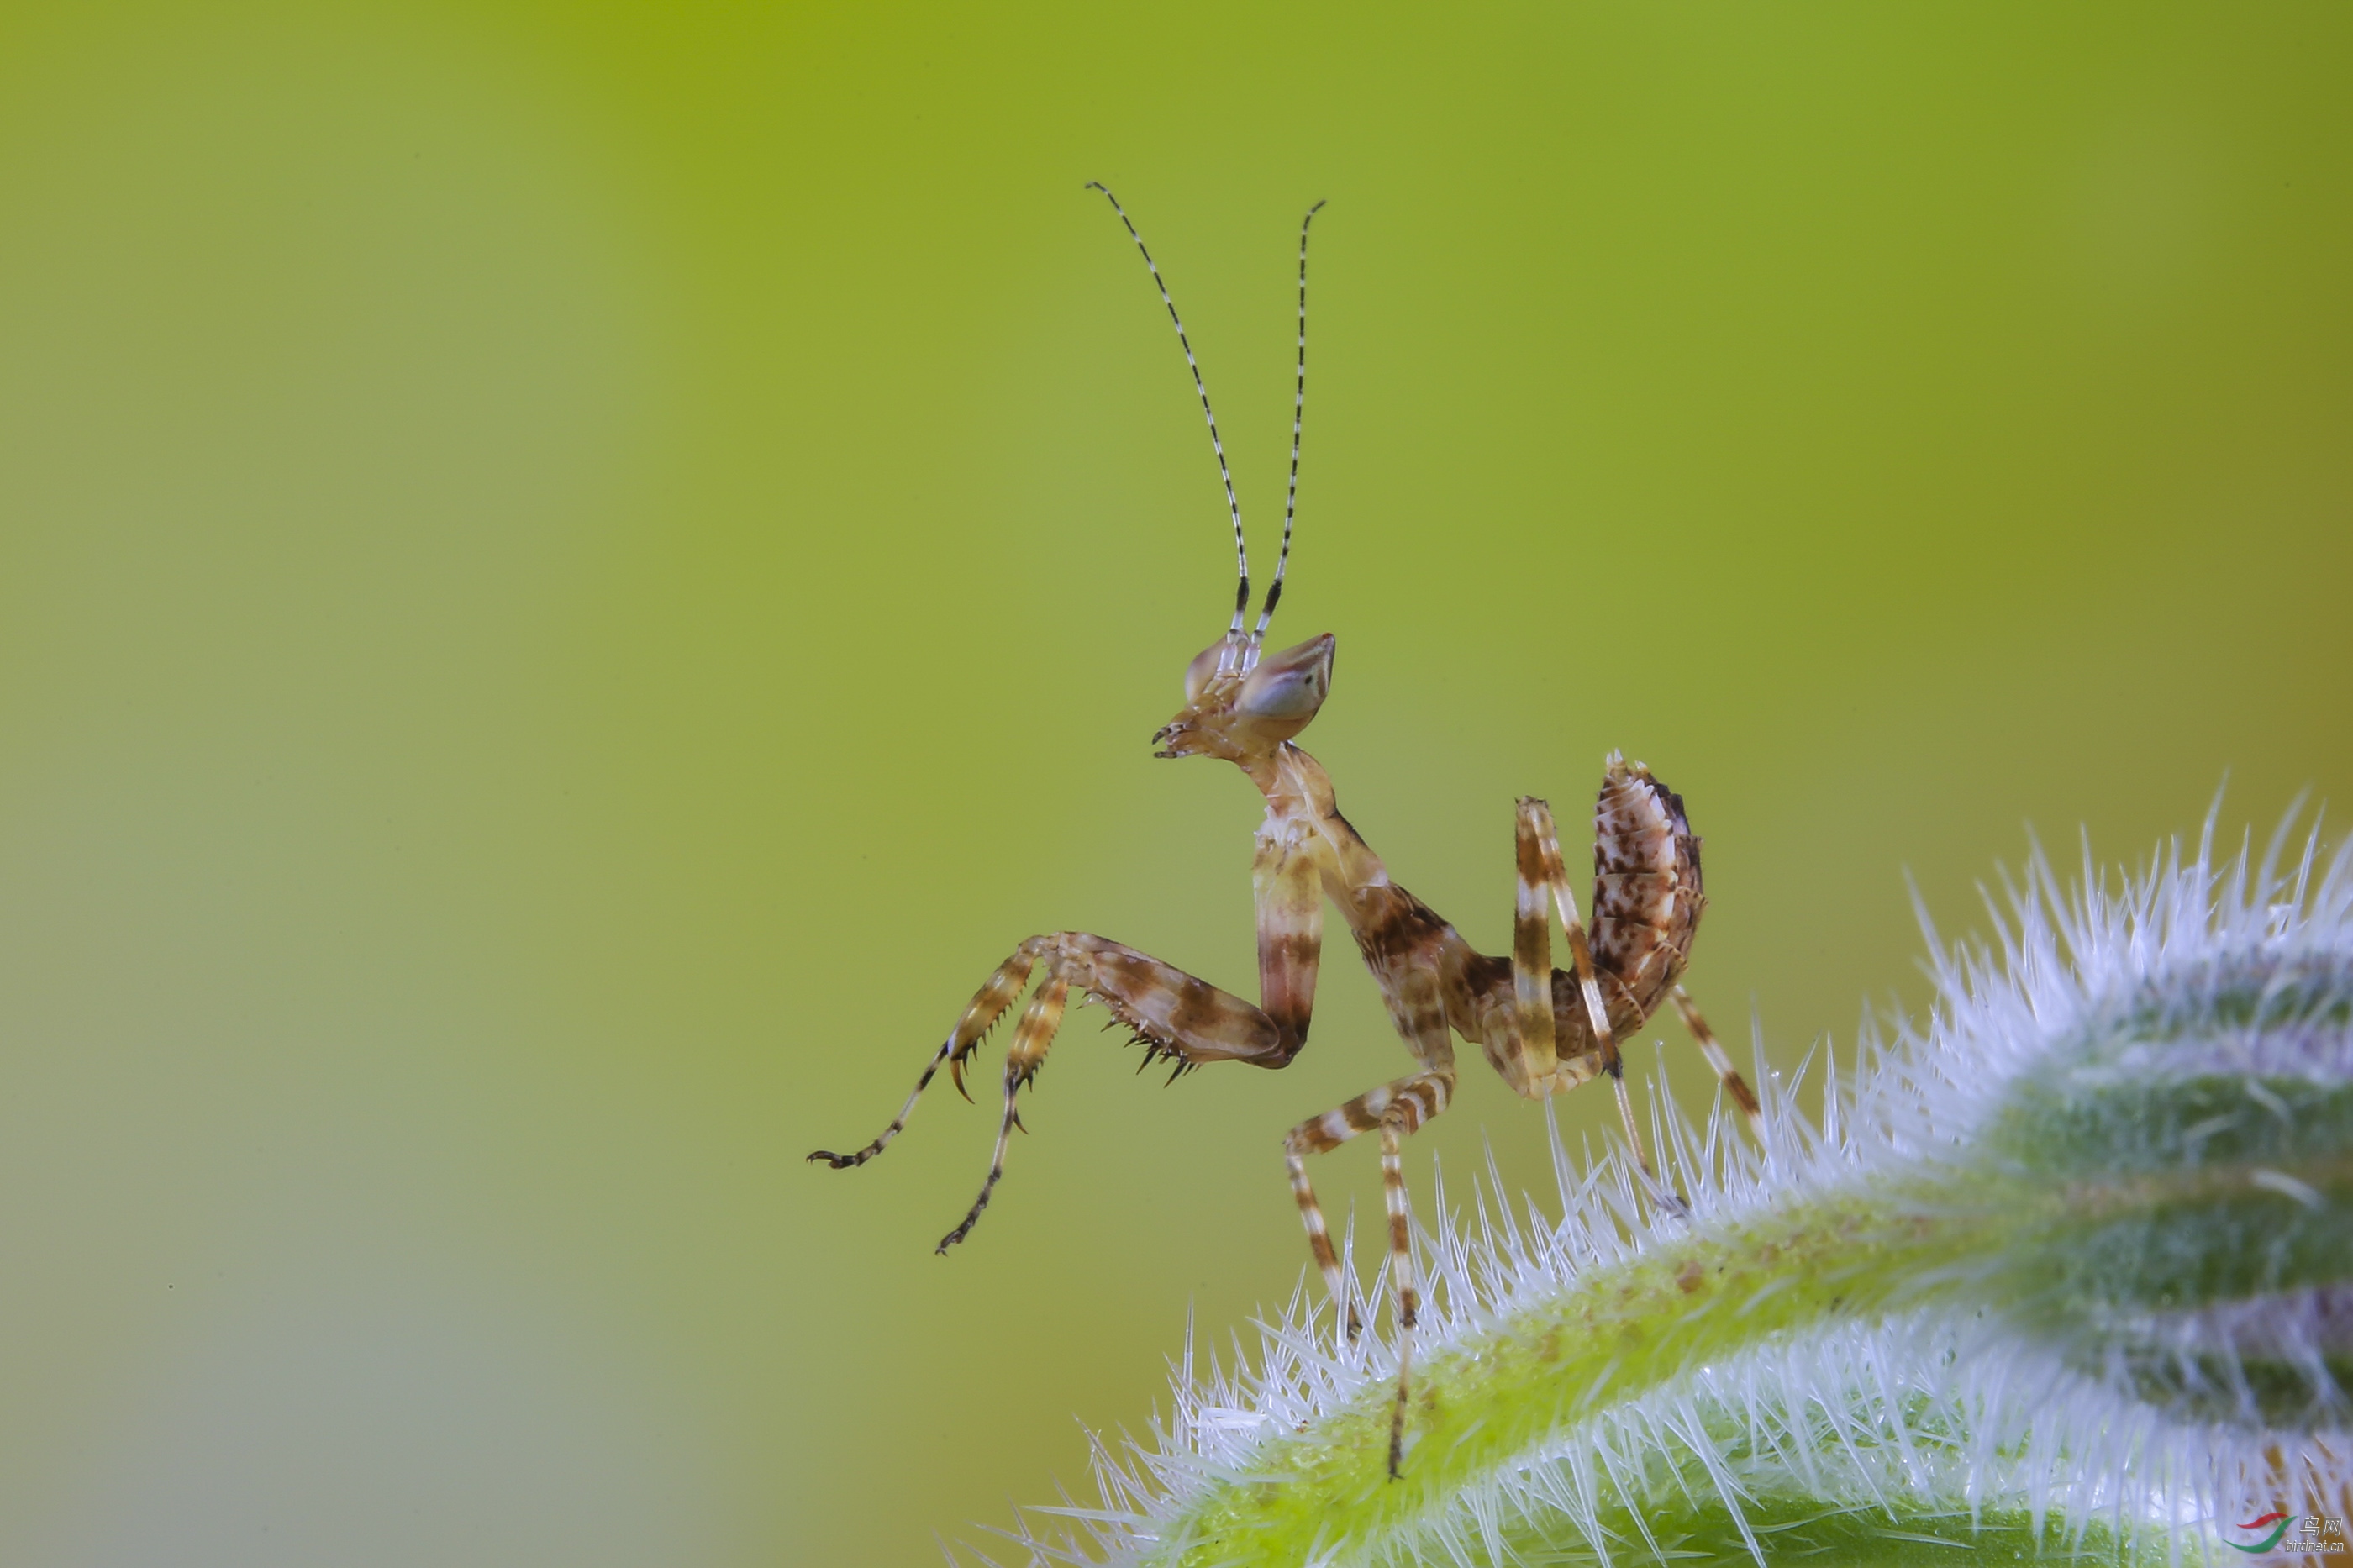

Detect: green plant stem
[1150,1183,1998,1567]
[1151,1118,2351,1564]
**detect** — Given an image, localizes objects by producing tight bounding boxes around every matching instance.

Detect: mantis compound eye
[1235,633,1335,738]
[1182,638,1229,703]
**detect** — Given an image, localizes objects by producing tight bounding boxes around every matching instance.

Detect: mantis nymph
[813,185,1763,1476]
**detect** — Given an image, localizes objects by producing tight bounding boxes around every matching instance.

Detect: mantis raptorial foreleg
[1252,820,1324,1051]
[807,947,1038,1170]
[814,909,1322,1250]
[935,978,1069,1254]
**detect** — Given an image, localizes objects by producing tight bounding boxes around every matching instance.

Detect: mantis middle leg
[1280,1037,1457,1479]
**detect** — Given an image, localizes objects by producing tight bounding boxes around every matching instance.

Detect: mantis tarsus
[810,184,1765,1478]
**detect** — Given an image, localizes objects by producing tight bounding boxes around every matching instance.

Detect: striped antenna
[1086,182,1251,666]
[1247,199,1326,669]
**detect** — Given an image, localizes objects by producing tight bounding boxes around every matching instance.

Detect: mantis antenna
[1085,182,1251,670]
[1247,199,1327,671]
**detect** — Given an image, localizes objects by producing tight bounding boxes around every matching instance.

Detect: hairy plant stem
[1041,835,2353,1568]
[1149,1183,1991,1566]
[1149,1073,2350,1568]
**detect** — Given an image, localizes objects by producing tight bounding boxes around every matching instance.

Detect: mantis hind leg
[1512,777,1761,1205]
[1516,796,1675,1199]
[1667,984,1764,1137]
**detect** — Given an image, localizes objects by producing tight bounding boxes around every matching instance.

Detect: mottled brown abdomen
[1591,754,1704,1020]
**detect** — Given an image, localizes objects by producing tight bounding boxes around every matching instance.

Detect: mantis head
[1155,631,1335,761]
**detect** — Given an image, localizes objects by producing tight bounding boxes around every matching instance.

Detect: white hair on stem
[961,805,2353,1568]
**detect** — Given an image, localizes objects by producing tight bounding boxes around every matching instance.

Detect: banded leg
[807,944,1040,1168]
[937,977,1070,1254]
[1521,798,1671,1192]
[923,931,1287,1249]
[1506,798,1562,1097]
[1670,985,1763,1137]
[819,929,1313,1254]
[1279,1063,1455,1472]
[1379,1118,1420,1480]
[812,928,1294,1161]
[1284,1146,1360,1340]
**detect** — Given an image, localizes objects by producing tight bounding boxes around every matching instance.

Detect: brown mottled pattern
[1253,831,1323,1050]
[812,207,1777,1476]
[1547,969,1646,1047]
[1068,935,1292,1065]
[1590,755,1705,1019]
[818,748,1749,1281]
[1346,882,1451,977]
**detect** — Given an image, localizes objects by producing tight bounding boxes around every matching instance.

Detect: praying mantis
[810,184,1764,1477]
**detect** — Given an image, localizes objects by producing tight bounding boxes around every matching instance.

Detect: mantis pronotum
[811,185,1765,1478]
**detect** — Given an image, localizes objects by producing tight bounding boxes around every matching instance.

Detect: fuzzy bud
[985,818,2353,1568]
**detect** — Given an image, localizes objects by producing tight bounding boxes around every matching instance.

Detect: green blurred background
[1,3,2347,1562]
